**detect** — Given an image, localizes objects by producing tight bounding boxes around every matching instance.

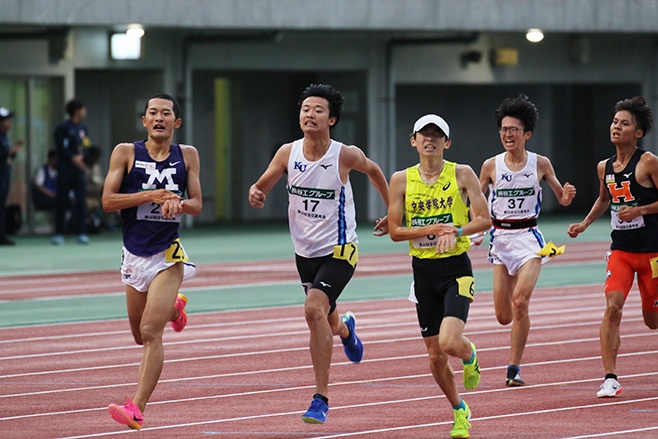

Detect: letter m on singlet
[142,168,179,191]
[607,181,634,203]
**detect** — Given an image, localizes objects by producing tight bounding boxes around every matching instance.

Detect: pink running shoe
[171,293,188,332]
[108,398,143,430]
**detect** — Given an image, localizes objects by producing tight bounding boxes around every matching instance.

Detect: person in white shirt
[479,94,576,387]
[249,83,389,424]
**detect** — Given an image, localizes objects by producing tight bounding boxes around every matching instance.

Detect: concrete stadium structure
[1,0,657,228]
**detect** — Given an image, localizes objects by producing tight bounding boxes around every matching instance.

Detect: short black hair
[614,96,654,137]
[144,93,182,119]
[66,99,85,118]
[494,94,539,133]
[298,83,344,126]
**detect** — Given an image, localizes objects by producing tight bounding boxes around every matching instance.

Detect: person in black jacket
[0,107,24,245]
[52,99,91,245]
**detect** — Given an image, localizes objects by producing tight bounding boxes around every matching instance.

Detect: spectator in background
[32,149,59,212]
[84,145,105,232]
[53,99,91,245]
[0,107,24,245]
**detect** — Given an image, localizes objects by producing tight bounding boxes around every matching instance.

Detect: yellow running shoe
[462,342,480,390]
[450,401,472,438]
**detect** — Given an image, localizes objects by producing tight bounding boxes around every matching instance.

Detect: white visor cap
[413,114,450,138]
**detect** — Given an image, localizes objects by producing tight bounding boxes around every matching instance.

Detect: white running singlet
[488,151,542,223]
[287,139,357,258]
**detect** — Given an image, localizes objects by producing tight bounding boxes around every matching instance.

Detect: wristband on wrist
[456,226,462,237]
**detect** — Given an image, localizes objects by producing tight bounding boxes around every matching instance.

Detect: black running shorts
[295,253,356,315]
[411,253,473,337]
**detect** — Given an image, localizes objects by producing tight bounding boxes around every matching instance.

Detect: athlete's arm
[567,160,609,238]
[388,170,411,242]
[102,143,180,213]
[341,144,390,235]
[538,154,576,207]
[341,144,390,209]
[177,145,202,217]
[427,164,493,254]
[478,157,495,195]
[248,143,291,208]
[456,164,492,238]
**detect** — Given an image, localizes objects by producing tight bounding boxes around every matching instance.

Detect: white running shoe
[597,378,622,398]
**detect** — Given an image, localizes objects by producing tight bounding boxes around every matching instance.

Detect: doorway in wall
[0,76,64,234]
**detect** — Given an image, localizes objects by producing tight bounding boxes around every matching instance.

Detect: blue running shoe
[341,311,363,363]
[506,365,525,387]
[301,396,329,424]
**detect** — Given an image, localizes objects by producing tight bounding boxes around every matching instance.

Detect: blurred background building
[1,0,657,231]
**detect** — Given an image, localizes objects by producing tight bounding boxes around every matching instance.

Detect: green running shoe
[450,401,472,438]
[462,342,480,390]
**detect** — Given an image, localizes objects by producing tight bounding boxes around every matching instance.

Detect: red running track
[2,241,658,438]
[1,241,610,300]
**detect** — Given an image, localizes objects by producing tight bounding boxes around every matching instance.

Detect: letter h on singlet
[607,181,635,204]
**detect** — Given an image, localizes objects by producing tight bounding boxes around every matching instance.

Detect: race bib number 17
[333,243,358,267]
